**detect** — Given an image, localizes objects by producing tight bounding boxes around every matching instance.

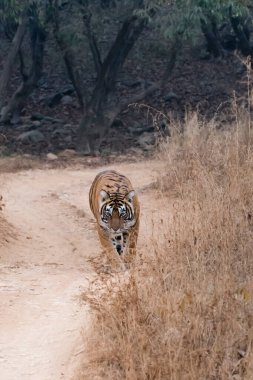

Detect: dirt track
[0,160,160,380]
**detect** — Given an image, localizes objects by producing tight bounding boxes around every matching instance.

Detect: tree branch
[52,0,85,110]
[200,17,221,57]
[18,48,29,82]
[118,38,180,113]
[101,15,146,92]
[0,12,27,111]
[229,7,252,57]
[0,5,46,123]
[82,10,102,75]
[90,14,147,113]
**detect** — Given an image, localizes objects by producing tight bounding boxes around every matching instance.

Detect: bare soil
[0,159,160,380]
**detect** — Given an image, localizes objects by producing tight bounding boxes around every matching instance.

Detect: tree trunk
[230,12,252,58]
[82,10,102,76]
[77,32,179,155]
[60,48,85,110]
[76,105,119,155]
[0,7,46,123]
[200,18,221,57]
[76,15,146,153]
[0,14,27,112]
[52,0,85,110]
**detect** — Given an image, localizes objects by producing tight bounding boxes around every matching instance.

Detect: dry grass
[0,195,15,246]
[0,156,43,173]
[0,214,14,246]
[0,153,142,173]
[80,112,253,380]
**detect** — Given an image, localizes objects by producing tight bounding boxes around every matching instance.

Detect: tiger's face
[98,190,136,255]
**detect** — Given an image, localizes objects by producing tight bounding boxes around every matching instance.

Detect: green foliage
[0,0,25,23]
[0,0,47,22]
[193,0,250,20]
[0,0,49,37]
[153,0,252,44]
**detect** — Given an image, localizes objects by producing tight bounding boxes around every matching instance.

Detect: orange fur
[89,170,140,268]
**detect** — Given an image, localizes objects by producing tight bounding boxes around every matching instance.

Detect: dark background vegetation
[0,0,252,156]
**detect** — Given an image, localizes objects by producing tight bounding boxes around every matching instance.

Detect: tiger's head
[98,190,136,255]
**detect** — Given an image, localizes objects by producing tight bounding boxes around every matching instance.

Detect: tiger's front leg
[98,227,126,271]
[123,224,139,265]
[100,249,126,273]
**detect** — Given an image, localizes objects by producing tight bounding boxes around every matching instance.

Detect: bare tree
[51,0,180,154]
[229,6,252,59]
[76,12,147,154]
[0,3,47,123]
[0,12,27,112]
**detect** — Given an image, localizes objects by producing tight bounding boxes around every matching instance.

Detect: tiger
[89,170,140,269]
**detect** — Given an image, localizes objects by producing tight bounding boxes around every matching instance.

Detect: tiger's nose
[111,218,121,232]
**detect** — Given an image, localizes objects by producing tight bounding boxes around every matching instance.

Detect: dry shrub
[0,156,42,172]
[0,214,13,245]
[80,113,253,380]
[0,195,14,245]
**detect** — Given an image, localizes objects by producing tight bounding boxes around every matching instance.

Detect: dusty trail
[0,161,160,380]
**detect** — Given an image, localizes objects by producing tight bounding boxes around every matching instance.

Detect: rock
[61,85,75,95]
[138,132,155,150]
[20,116,31,124]
[128,124,154,136]
[111,118,123,127]
[61,95,73,105]
[128,147,143,155]
[46,87,74,107]
[17,130,45,143]
[17,122,43,132]
[31,113,45,121]
[58,149,77,158]
[31,113,63,124]
[122,79,143,88]
[46,153,58,160]
[64,135,72,144]
[44,116,64,124]
[16,124,31,132]
[52,128,67,137]
[10,114,21,125]
[46,93,63,107]
[164,91,179,102]
[32,120,42,128]
[63,123,72,129]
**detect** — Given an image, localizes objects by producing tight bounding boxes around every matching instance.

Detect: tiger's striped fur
[89,170,140,268]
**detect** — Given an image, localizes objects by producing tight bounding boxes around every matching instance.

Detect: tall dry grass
[0,195,14,245]
[80,112,253,380]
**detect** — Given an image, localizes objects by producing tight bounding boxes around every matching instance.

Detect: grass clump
[80,113,253,380]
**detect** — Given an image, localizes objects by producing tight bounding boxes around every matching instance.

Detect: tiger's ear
[125,190,135,203]
[99,190,110,204]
